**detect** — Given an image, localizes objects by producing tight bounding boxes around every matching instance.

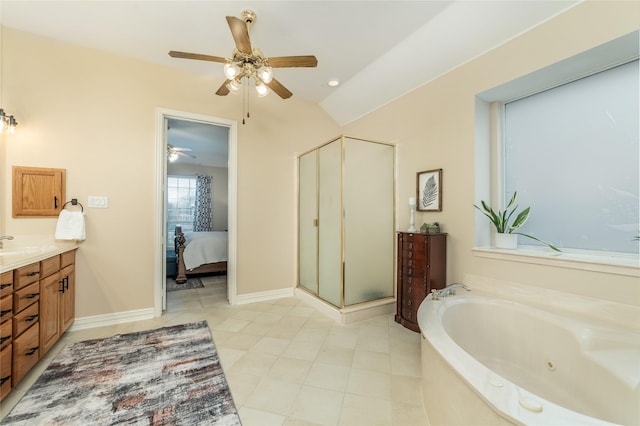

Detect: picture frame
[416,168,442,211]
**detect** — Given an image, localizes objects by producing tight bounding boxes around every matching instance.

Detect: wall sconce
[0,109,17,134]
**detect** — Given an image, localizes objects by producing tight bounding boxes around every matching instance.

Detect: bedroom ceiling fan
[168,9,318,122]
[167,144,196,162]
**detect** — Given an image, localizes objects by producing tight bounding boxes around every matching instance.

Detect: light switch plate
[88,196,108,208]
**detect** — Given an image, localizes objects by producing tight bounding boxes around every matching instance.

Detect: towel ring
[62,199,84,212]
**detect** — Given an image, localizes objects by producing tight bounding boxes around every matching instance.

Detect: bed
[174,227,228,283]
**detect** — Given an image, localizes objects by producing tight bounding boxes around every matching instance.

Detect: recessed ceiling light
[327,79,340,87]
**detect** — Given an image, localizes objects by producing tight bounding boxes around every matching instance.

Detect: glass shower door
[298,150,318,294]
[317,139,342,307]
[343,137,394,305]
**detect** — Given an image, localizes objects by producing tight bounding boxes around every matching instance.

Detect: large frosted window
[504,60,639,254]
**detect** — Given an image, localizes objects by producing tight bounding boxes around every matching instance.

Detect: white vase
[495,233,518,249]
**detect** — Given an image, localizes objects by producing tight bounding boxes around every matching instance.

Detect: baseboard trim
[69,308,156,331]
[295,288,396,324]
[234,287,295,305]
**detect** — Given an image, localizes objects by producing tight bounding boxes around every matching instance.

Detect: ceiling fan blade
[267,56,318,68]
[178,151,197,159]
[226,16,252,55]
[267,78,293,99]
[168,50,227,63]
[215,80,231,96]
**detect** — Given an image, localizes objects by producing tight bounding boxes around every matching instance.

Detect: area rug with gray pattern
[2,321,241,426]
[166,276,204,291]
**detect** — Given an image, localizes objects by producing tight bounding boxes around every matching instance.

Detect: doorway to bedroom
[154,109,238,313]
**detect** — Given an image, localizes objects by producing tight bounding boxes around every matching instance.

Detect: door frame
[153,107,238,315]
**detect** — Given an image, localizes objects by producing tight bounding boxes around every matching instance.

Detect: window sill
[472,246,639,277]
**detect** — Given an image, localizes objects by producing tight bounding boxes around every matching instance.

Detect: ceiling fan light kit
[169,9,318,123]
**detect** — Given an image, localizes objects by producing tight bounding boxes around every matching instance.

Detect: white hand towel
[55,210,86,241]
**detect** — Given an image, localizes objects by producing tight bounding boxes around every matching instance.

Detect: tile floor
[1,276,430,425]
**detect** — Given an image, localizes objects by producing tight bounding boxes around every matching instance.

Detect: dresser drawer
[0,319,12,350]
[399,233,426,243]
[400,304,418,324]
[402,282,426,300]
[13,263,40,290]
[41,255,61,279]
[0,343,11,399]
[13,302,39,337]
[401,261,425,277]
[13,282,40,313]
[0,295,13,323]
[12,323,39,386]
[0,272,12,297]
[402,256,425,272]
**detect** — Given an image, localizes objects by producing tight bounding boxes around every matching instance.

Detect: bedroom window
[167,176,197,247]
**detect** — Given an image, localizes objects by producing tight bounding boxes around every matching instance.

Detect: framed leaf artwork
[416,169,442,211]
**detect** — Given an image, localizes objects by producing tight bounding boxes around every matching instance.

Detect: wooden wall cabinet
[0,249,76,402]
[12,166,66,217]
[395,232,447,332]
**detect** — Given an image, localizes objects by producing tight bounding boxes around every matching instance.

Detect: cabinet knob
[25,314,39,322]
[0,283,11,290]
[26,346,39,356]
[26,293,39,299]
[0,335,10,344]
[407,277,412,284]
[407,300,412,306]
[0,309,11,318]
[0,376,11,386]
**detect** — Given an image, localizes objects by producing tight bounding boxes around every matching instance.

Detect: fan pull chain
[242,78,247,124]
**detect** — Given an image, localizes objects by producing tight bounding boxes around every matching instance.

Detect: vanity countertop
[0,240,79,272]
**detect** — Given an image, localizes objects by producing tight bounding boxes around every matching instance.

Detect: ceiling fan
[167,144,196,162]
[168,9,318,100]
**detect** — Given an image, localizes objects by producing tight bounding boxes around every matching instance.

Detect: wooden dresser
[395,232,446,332]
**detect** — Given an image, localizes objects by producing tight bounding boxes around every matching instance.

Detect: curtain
[193,174,213,231]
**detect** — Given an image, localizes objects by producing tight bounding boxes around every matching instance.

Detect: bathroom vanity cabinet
[0,248,76,401]
[395,232,446,332]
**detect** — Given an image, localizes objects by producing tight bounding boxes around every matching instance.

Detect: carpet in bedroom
[166,276,204,291]
[1,321,241,426]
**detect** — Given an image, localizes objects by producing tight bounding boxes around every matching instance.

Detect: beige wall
[166,163,229,231]
[1,27,340,317]
[344,1,639,307]
[2,1,638,320]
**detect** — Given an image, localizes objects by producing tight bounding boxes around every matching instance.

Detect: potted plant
[474,192,561,251]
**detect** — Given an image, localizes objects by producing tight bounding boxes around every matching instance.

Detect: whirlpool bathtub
[418,286,639,425]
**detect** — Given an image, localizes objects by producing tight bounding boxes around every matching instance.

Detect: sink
[0,246,55,256]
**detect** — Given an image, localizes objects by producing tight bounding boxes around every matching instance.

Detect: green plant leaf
[509,207,530,232]
[515,232,561,252]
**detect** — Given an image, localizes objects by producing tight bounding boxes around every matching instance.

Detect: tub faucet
[431,283,471,300]
[0,235,14,249]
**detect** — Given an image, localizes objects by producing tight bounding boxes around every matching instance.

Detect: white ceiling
[1,0,579,166]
